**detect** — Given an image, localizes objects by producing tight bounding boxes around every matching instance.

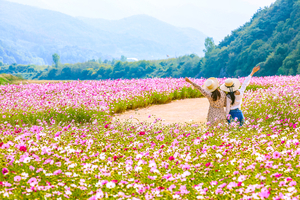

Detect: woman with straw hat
[185,77,227,126]
[220,66,260,126]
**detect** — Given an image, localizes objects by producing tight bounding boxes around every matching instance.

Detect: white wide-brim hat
[203,78,219,92]
[220,78,241,92]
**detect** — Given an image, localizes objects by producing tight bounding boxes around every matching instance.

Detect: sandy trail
[114,98,210,124]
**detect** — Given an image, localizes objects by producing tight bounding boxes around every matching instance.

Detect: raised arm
[185,77,210,98]
[240,66,260,93]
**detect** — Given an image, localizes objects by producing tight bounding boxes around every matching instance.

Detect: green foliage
[120,55,127,62]
[245,84,270,91]
[1,54,203,80]
[201,0,300,77]
[52,53,60,68]
[203,37,215,55]
[0,77,9,85]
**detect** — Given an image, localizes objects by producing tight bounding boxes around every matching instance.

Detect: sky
[7,0,276,43]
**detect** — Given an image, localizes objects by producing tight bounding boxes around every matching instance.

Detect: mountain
[0,0,206,65]
[200,0,300,77]
[78,15,207,57]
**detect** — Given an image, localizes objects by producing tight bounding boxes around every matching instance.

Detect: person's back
[185,77,227,125]
[221,66,260,126]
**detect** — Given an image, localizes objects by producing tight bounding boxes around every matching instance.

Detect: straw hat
[203,78,219,92]
[220,78,241,92]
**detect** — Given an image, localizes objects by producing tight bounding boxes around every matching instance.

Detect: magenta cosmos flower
[2,168,8,175]
[169,156,175,161]
[19,145,27,152]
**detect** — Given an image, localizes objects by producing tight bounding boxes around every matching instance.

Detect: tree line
[0,54,203,80]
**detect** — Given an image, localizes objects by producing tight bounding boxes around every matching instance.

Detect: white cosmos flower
[136,154,142,159]
[230,159,236,165]
[21,172,29,179]
[266,146,274,151]
[99,153,106,160]
[95,181,102,187]
[73,173,79,177]
[23,157,31,163]
[126,165,132,171]
[182,171,191,177]
[106,182,116,189]
[68,164,76,168]
[65,191,72,195]
[287,187,296,192]
[215,153,222,158]
[135,166,142,172]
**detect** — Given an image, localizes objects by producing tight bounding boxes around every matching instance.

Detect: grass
[246,84,270,91]
[110,86,204,114]
[0,73,24,84]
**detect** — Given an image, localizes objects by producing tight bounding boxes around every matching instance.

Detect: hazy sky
[7,0,276,42]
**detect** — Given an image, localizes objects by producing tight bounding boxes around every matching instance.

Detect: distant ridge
[0,0,206,65]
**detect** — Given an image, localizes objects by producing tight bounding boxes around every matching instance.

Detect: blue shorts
[228,108,244,126]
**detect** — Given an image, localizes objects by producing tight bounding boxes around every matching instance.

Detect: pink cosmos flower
[54,132,61,137]
[36,168,43,173]
[233,171,239,175]
[182,163,190,170]
[14,175,22,182]
[259,189,270,199]
[168,184,176,191]
[148,176,156,180]
[210,181,218,186]
[227,182,237,190]
[215,188,223,194]
[179,185,189,194]
[28,177,37,185]
[289,181,297,187]
[238,175,247,182]
[273,151,281,159]
[53,169,62,175]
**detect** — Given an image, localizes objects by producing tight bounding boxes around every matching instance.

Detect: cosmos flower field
[1,76,300,199]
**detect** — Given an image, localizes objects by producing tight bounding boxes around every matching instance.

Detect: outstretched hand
[250,65,260,76]
[253,66,260,73]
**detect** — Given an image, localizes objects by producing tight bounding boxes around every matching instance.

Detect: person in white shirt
[220,66,260,126]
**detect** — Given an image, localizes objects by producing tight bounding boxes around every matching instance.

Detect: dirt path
[114,98,210,124]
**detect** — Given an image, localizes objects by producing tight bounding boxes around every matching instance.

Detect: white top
[225,75,252,115]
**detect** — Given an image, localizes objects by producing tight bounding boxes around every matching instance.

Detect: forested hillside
[200,0,300,77]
